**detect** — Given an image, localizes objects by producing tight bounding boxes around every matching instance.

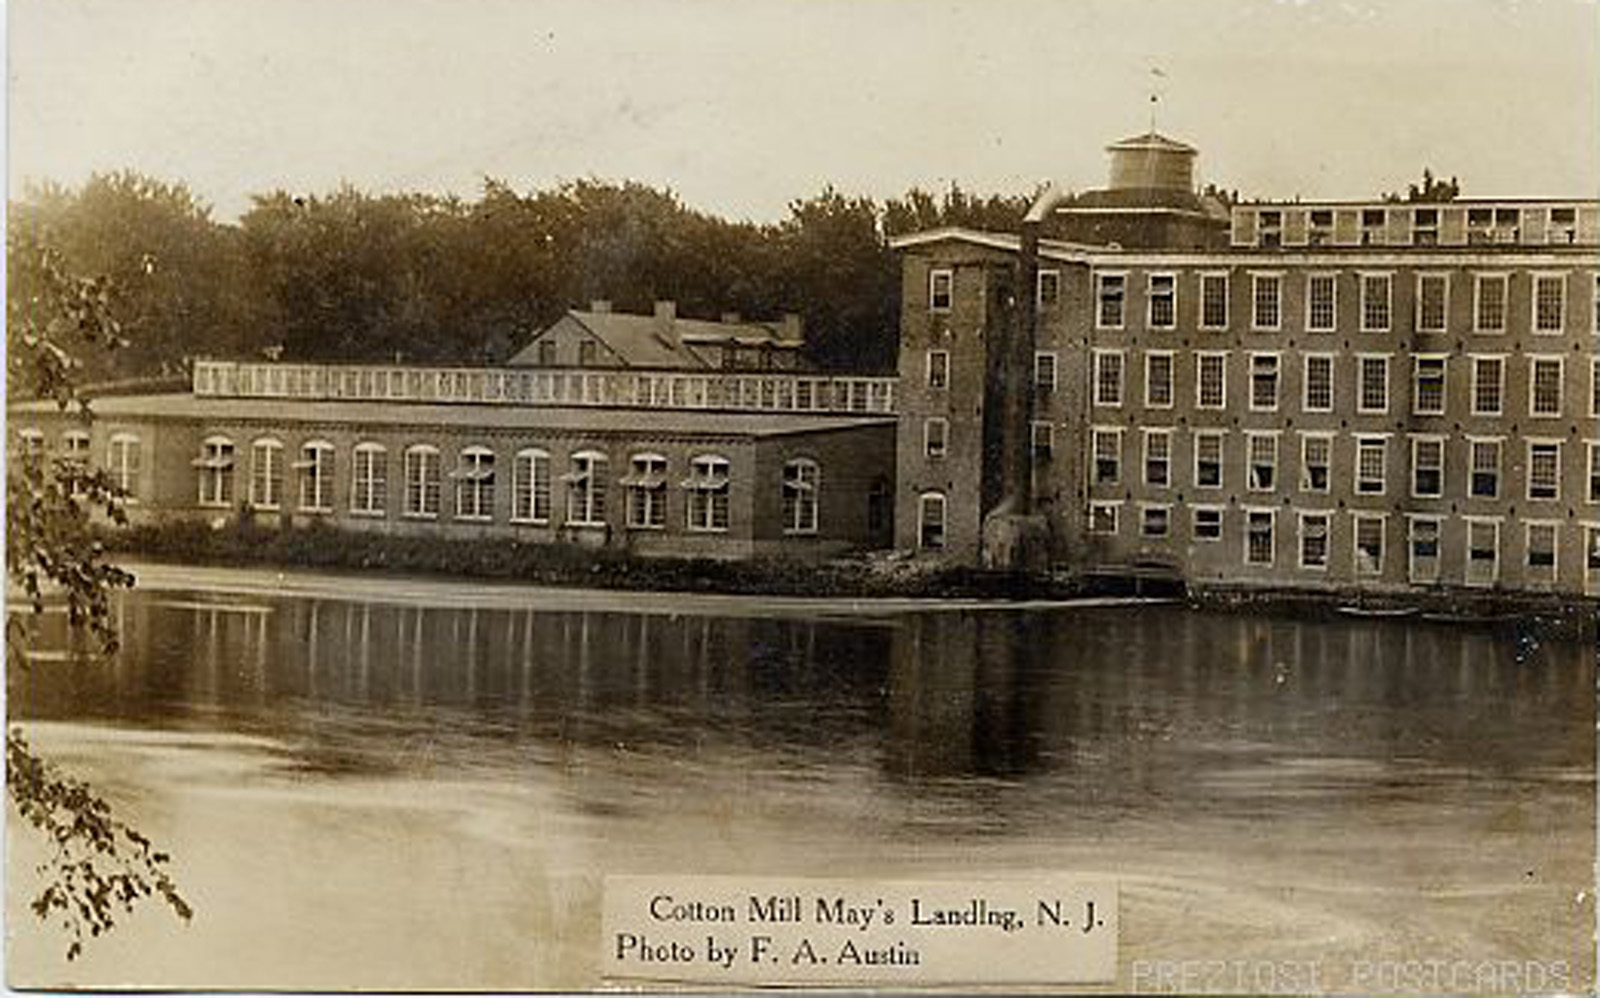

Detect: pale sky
[8,0,1600,222]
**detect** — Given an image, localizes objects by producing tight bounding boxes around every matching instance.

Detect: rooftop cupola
[1106,131,1198,193]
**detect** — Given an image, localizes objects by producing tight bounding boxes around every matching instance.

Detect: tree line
[9,172,1036,381]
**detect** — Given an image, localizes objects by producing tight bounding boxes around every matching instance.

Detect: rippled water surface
[7,568,1594,991]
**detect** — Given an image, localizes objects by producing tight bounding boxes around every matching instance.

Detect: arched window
[404,445,442,518]
[624,453,669,529]
[16,428,45,457]
[249,438,284,509]
[918,491,946,551]
[512,448,552,524]
[195,436,236,507]
[453,446,496,521]
[60,430,91,496]
[782,459,819,535]
[60,429,91,462]
[564,450,609,526]
[296,440,336,513]
[683,454,730,532]
[107,433,141,498]
[351,443,387,515]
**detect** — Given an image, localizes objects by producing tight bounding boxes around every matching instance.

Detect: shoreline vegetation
[102,518,1597,636]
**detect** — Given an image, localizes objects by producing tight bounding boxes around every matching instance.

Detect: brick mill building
[11,130,1600,598]
[892,132,1599,597]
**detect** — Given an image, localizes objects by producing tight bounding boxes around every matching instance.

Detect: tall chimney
[777,313,804,345]
[654,300,679,349]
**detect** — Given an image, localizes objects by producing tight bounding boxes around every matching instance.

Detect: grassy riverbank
[105,518,1596,635]
[106,518,1077,600]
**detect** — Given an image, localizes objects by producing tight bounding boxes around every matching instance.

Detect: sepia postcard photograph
[4,0,1598,992]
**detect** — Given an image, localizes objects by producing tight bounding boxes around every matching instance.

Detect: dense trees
[10,174,1037,380]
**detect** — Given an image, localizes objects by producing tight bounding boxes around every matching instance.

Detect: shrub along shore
[106,518,1595,636]
[105,518,1078,601]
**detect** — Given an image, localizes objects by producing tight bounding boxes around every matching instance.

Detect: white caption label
[601,874,1117,986]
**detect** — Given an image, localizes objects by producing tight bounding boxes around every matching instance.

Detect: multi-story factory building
[893,132,1599,597]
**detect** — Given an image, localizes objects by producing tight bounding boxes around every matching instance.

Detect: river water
[6,566,1594,992]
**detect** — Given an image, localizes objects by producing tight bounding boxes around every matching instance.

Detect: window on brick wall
[1193,506,1223,540]
[1469,439,1501,499]
[1299,512,1330,569]
[1034,352,1057,395]
[1094,350,1125,407]
[1409,516,1441,583]
[107,433,142,499]
[1526,522,1558,583]
[1037,269,1060,309]
[1247,432,1278,491]
[1141,504,1171,538]
[1413,356,1447,415]
[1306,274,1336,332]
[1145,352,1174,408]
[926,350,949,389]
[1587,441,1600,504]
[1200,273,1229,329]
[1197,353,1227,409]
[1194,431,1224,489]
[624,452,669,529]
[782,459,820,534]
[1417,274,1448,332]
[1250,353,1280,411]
[1252,274,1281,330]
[1474,274,1508,332]
[1093,428,1122,485]
[296,441,336,513]
[924,418,948,459]
[512,448,552,523]
[1031,421,1054,461]
[1303,354,1334,412]
[1246,510,1275,565]
[1360,273,1392,331]
[684,454,731,532]
[351,443,387,516]
[919,492,946,549]
[1354,514,1385,575]
[1529,357,1564,416]
[1533,274,1565,333]
[1088,501,1118,535]
[249,438,282,509]
[1465,519,1499,587]
[1097,274,1126,328]
[1527,442,1561,501]
[1148,274,1176,329]
[1358,355,1389,414]
[1472,356,1505,415]
[1356,437,1387,494]
[929,269,954,312]
[1412,437,1445,498]
[1144,429,1171,487]
[1300,434,1332,493]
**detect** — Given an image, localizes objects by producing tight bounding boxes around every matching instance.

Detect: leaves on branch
[7,228,189,961]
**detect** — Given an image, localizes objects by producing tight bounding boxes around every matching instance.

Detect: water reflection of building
[10,595,1592,797]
